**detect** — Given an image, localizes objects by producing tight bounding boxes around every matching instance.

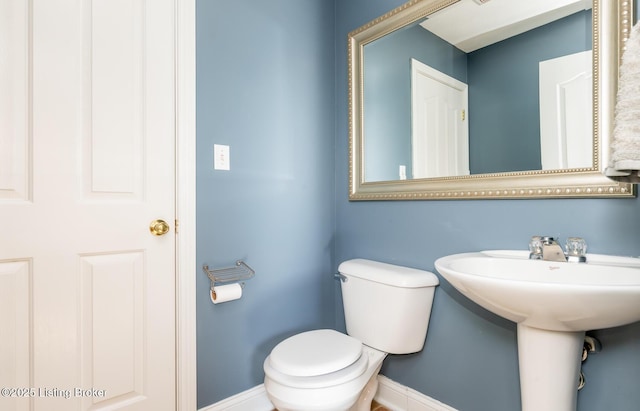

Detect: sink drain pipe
[579,335,602,390]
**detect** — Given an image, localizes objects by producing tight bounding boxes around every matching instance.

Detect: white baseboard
[198,384,273,411]
[375,375,458,411]
[198,375,458,411]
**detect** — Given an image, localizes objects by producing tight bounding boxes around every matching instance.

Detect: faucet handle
[529,236,543,259]
[566,237,587,262]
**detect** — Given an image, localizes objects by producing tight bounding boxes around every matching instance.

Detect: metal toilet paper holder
[203,260,255,289]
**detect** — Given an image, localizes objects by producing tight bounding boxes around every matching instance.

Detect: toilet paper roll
[210,283,243,304]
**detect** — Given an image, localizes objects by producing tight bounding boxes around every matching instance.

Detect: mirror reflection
[363,0,593,182]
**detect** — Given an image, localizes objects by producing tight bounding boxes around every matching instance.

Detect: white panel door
[539,50,593,170]
[0,0,177,410]
[411,59,469,179]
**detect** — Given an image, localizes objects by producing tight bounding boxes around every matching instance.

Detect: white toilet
[263,258,439,411]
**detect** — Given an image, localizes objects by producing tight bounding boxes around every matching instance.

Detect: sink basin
[435,250,640,411]
[435,250,640,332]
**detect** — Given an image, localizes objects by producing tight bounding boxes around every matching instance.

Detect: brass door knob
[149,219,170,236]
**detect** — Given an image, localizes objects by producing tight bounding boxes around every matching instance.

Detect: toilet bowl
[264,329,386,411]
[263,259,439,411]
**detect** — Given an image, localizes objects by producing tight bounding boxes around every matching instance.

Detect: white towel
[605,21,640,182]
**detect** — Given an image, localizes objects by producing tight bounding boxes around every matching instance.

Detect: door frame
[176,0,197,409]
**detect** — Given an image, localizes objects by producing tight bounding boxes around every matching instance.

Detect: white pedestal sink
[435,250,640,411]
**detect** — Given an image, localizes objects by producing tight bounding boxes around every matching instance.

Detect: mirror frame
[348,0,636,200]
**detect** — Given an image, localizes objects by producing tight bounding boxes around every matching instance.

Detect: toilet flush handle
[334,273,348,282]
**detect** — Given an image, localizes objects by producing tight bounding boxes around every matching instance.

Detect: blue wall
[197,0,640,410]
[196,0,336,406]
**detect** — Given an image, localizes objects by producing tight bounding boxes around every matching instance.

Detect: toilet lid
[269,329,363,377]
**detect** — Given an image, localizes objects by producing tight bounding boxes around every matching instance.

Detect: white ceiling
[419,0,592,53]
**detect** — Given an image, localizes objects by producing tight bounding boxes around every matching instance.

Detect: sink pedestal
[517,325,584,411]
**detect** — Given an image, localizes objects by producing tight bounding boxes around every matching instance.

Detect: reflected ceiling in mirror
[348,0,635,200]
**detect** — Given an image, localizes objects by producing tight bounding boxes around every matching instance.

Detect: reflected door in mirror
[411,59,469,178]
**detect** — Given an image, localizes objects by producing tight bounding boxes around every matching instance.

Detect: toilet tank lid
[338,259,439,288]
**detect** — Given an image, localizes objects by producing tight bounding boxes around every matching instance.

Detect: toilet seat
[264,329,369,389]
[269,329,363,377]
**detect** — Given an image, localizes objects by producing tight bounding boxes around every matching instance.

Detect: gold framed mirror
[348,0,635,200]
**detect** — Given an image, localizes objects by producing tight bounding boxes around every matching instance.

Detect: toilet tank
[338,259,439,354]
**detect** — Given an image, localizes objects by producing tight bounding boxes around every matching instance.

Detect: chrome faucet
[540,236,567,262]
[529,236,587,263]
